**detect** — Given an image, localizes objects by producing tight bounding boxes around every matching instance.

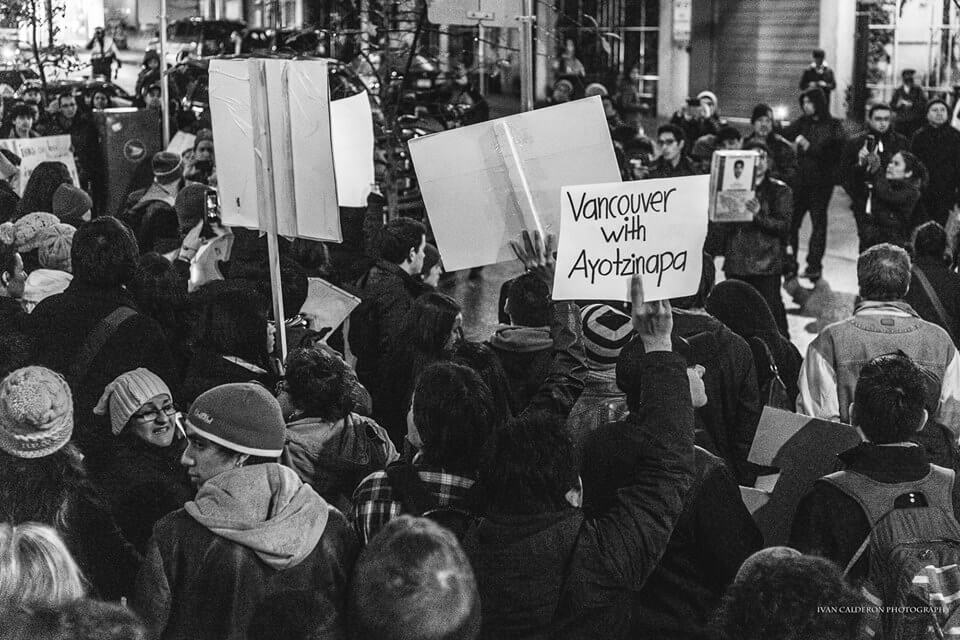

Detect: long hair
[17,162,72,218]
[0,445,88,532]
[130,252,187,333]
[0,521,86,608]
[896,150,929,190]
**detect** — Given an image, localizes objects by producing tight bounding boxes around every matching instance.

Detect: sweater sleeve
[582,351,696,590]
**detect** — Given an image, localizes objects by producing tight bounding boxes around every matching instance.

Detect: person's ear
[0,271,8,288]
[564,476,583,508]
[406,246,416,265]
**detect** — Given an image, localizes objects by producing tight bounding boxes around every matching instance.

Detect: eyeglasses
[131,405,177,423]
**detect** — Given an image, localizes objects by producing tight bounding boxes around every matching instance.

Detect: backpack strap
[68,306,137,385]
[385,463,437,516]
[913,265,957,343]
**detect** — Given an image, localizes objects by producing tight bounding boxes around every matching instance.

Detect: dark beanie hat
[152,151,183,182]
[927,98,949,115]
[751,103,773,123]
[175,183,208,234]
[52,184,93,221]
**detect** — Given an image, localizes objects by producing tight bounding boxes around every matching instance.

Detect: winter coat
[348,259,429,396]
[282,413,398,512]
[465,352,695,639]
[839,129,908,208]
[716,176,792,276]
[783,87,845,187]
[87,433,193,554]
[866,174,922,248]
[134,463,358,640]
[29,280,177,453]
[790,443,960,581]
[488,323,553,415]
[645,155,700,180]
[799,63,836,97]
[905,256,960,344]
[0,294,28,338]
[180,350,277,408]
[0,178,19,221]
[911,124,960,218]
[563,369,626,456]
[672,310,763,486]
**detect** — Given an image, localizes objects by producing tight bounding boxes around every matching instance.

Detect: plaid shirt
[352,459,475,545]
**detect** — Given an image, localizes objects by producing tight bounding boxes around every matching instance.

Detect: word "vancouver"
[567,187,678,221]
[567,248,688,285]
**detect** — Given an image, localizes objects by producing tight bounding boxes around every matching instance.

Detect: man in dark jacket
[671,257,763,485]
[783,86,845,280]
[905,221,960,344]
[466,275,696,639]
[641,124,699,179]
[910,98,960,226]
[790,352,960,582]
[840,103,908,252]
[714,139,793,336]
[581,334,762,640]
[891,69,925,137]
[744,103,798,188]
[349,216,429,398]
[29,217,176,454]
[45,94,99,194]
[799,49,836,102]
[120,151,188,252]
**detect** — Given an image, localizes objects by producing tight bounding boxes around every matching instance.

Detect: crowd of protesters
[4,44,960,640]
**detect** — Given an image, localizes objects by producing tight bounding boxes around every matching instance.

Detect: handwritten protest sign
[746,406,860,545]
[209,59,340,242]
[552,175,709,302]
[0,135,79,195]
[409,97,621,272]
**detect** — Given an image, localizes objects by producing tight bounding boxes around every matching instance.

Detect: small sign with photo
[708,150,760,222]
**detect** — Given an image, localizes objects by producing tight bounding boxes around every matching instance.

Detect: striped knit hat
[580,304,633,370]
[93,368,172,435]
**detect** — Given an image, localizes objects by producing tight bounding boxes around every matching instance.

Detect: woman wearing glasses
[90,368,193,554]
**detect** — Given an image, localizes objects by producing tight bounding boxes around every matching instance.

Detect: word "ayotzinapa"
[567,188,677,221]
[567,248,688,286]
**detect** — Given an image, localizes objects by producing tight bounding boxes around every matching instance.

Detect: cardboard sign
[330,91,375,208]
[552,175,709,302]
[708,150,759,222]
[300,277,361,333]
[409,97,621,272]
[745,406,861,545]
[209,59,341,242]
[0,135,79,195]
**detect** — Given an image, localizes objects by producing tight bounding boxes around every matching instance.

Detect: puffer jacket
[717,176,792,276]
[133,463,358,640]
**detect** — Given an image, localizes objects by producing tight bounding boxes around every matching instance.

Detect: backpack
[823,466,960,639]
[384,463,480,540]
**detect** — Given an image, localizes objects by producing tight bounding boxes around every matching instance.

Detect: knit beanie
[0,212,59,252]
[580,304,633,370]
[51,184,93,221]
[751,103,773,123]
[927,98,949,116]
[174,182,207,234]
[93,368,172,436]
[152,151,183,183]
[0,366,73,458]
[37,223,75,272]
[184,383,285,457]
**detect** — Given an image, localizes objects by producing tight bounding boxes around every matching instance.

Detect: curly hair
[283,347,353,422]
[0,445,90,532]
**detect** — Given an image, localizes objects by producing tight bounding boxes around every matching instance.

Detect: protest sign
[300,277,361,333]
[166,130,196,158]
[408,97,621,272]
[209,59,340,242]
[330,91,375,208]
[708,149,759,222]
[0,135,79,196]
[551,175,709,302]
[745,406,860,545]
[93,109,162,217]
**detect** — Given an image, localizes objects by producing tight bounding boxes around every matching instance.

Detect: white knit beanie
[0,367,73,458]
[93,368,172,435]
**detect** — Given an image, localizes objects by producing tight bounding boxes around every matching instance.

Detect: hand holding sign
[630,275,673,353]
[509,230,556,288]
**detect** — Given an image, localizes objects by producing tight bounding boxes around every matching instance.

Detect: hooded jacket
[783,87,845,187]
[133,463,357,640]
[488,323,554,414]
[910,121,960,218]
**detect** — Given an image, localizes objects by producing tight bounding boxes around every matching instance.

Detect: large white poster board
[330,92,375,208]
[409,97,621,272]
[0,135,80,195]
[552,175,710,302]
[209,59,341,242]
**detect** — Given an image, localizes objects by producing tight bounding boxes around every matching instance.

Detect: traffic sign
[427,0,524,28]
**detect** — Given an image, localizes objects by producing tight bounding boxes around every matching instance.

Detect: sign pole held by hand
[492,120,543,238]
[248,59,288,362]
[519,0,535,112]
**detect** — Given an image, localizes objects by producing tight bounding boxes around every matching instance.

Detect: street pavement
[105,46,862,358]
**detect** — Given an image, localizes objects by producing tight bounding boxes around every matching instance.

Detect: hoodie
[185,463,328,571]
[783,87,844,186]
[488,324,554,415]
